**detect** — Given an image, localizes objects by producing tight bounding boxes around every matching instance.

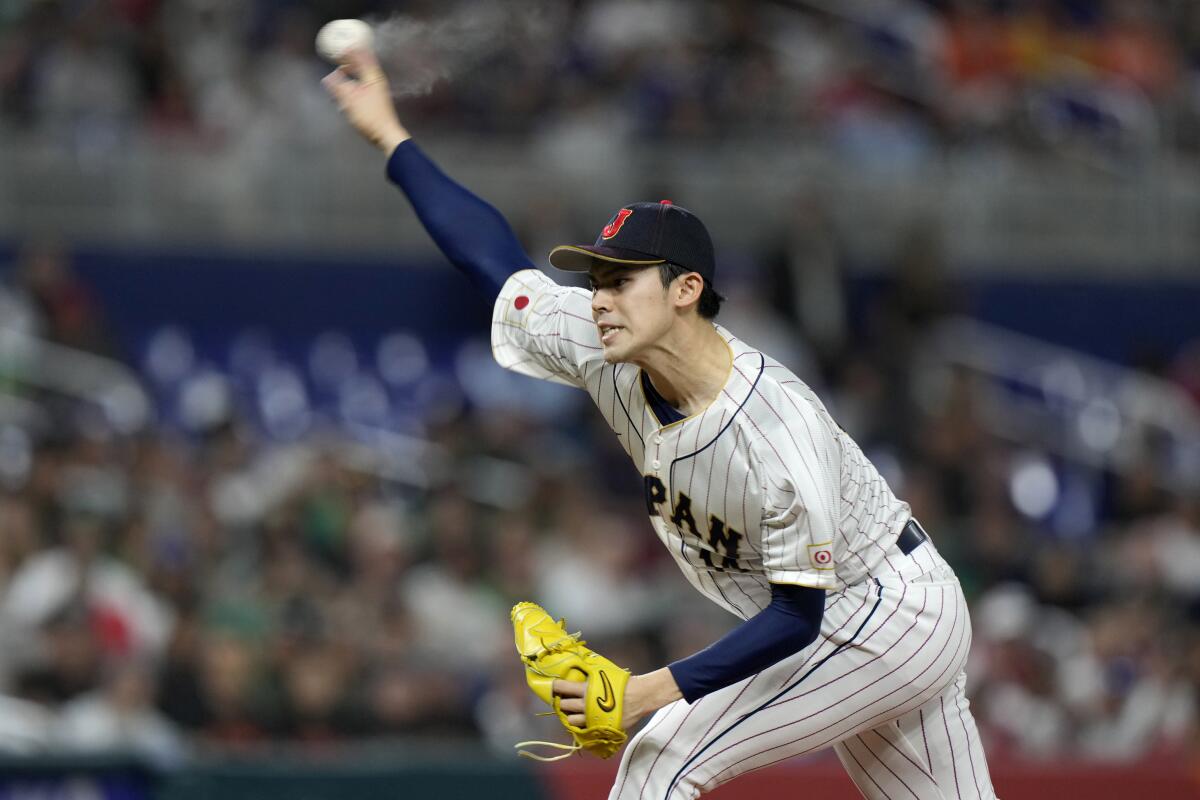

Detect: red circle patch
[514,295,530,310]
[814,550,832,565]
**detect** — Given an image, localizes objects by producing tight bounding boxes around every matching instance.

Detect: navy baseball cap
[548,200,716,285]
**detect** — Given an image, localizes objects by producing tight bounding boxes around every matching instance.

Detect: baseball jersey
[492,269,912,619]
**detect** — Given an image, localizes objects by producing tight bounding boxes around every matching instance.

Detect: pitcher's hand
[322,47,409,154]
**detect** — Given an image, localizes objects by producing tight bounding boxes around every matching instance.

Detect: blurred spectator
[535,510,657,637]
[366,658,474,737]
[0,0,1195,153]
[11,602,102,708]
[0,693,53,754]
[32,8,139,158]
[54,657,186,766]
[14,242,112,355]
[760,193,847,371]
[273,639,364,741]
[3,513,174,662]
[0,0,1196,768]
[400,491,506,668]
[189,632,273,744]
[1118,492,1200,612]
[0,253,1193,761]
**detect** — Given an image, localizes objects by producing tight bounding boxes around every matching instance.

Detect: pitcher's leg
[610,585,882,800]
[612,579,971,799]
[899,670,997,799]
[833,720,948,800]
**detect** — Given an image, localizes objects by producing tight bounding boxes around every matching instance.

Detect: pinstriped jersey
[491,269,912,619]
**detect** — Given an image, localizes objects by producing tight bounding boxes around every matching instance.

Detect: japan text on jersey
[491,270,912,618]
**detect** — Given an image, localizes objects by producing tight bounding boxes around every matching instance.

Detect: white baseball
[315,19,374,63]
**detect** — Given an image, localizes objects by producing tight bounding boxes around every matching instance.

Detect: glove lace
[538,629,584,654]
[522,630,586,674]
[514,739,581,762]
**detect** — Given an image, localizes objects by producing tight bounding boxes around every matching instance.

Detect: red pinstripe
[633,704,701,799]
[682,405,707,490]
[689,583,960,785]
[920,709,932,778]
[762,371,905,580]
[694,585,969,792]
[701,583,928,764]
[680,678,757,765]
[956,680,983,798]
[560,309,595,324]
[872,727,935,782]
[614,592,859,799]
[494,276,991,800]
[762,589,872,694]
[615,700,691,800]
[857,733,918,799]
[730,426,761,558]
[844,739,894,800]
[769,581,914,702]
[734,404,874,578]
[798,586,969,753]
[616,592,857,799]
[783,592,971,780]
[493,319,601,350]
[942,694,961,799]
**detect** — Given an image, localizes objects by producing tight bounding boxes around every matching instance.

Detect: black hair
[657,263,724,320]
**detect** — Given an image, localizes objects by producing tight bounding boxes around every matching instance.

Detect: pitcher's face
[589,265,674,364]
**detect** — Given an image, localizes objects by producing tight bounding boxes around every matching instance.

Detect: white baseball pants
[610,542,997,800]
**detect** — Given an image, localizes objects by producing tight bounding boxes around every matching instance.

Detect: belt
[896,519,928,555]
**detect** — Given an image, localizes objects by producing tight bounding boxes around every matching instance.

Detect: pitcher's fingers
[559,698,585,714]
[567,714,585,727]
[552,679,586,698]
[342,46,383,82]
[322,67,353,102]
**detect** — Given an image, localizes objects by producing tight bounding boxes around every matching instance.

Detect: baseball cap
[548,200,716,285]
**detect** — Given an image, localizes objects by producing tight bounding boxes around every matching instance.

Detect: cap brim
[547,244,666,272]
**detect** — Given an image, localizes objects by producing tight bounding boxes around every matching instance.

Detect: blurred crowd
[2,0,1200,162]
[0,0,1199,775]
[0,234,1197,770]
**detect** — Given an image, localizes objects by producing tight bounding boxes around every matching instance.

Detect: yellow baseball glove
[511,601,630,760]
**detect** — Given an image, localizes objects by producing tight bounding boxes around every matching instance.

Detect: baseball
[315,19,373,63]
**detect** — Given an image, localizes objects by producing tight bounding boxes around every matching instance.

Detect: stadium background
[0,0,1198,797]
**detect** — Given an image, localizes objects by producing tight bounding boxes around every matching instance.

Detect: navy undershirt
[386,139,532,299]
[641,370,686,425]
[669,583,826,704]
[383,140,826,703]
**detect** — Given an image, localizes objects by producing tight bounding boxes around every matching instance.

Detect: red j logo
[601,209,633,239]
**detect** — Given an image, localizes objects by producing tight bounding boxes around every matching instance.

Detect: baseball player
[324,48,997,799]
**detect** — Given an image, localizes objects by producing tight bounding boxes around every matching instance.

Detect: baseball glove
[511,601,630,760]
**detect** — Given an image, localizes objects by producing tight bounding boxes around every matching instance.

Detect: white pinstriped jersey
[491,269,912,619]
[491,270,997,800]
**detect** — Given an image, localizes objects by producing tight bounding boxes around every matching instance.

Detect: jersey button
[651,459,661,470]
[654,435,663,444]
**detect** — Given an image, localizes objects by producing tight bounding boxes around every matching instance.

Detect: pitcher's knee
[612,767,702,800]
[671,771,707,799]
[610,738,697,799]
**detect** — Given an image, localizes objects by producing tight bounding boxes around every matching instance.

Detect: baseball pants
[611,541,997,799]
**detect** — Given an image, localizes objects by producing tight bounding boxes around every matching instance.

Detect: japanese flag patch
[808,542,834,571]
[502,287,539,329]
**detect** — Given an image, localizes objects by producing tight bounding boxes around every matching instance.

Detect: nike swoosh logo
[596,670,616,712]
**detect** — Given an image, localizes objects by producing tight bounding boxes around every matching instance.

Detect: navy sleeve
[386,140,534,300]
[667,584,824,704]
